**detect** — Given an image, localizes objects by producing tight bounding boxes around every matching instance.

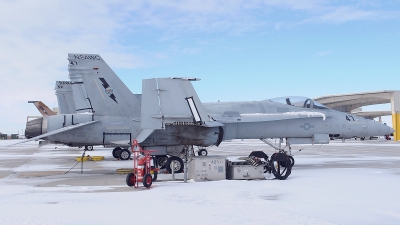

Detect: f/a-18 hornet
[19,54,394,175]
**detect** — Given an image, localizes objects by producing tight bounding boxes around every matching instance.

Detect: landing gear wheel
[87,145,94,151]
[198,149,208,156]
[126,173,137,187]
[156,156,168,168]
[361,137,365,141]
[112,147,122,158]
[119,149,131,160]
[289,156,295,167]
[143,174,153,188]
[165,156,184,173]
[280,155,295,167]
[270,153,292,180]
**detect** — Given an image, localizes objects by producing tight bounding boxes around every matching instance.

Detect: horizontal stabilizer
[9,120,99,146]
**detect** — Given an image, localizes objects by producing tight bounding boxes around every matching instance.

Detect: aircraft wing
[9,120,99,146]
[141,77,222,130]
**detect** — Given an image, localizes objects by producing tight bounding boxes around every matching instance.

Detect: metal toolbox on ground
[188,156,226,181]
[227,164,265,180]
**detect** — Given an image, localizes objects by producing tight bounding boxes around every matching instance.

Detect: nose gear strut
[258,138,296,180]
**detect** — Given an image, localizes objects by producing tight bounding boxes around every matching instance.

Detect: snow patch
[241,111,326,120]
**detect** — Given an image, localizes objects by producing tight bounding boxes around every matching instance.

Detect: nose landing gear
[269,153,292,180]
[259,138,297,180]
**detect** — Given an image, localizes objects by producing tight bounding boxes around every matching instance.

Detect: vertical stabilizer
[67,54,140,117]
[55,81,76,114]
[29,101,57,116]
[68,68,92,113]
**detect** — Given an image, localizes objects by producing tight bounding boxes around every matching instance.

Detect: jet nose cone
[366,120,395,136]
[390,127,395,134]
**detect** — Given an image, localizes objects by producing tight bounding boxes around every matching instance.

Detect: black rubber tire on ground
[119,149,131,160]
[270,153,291,180]
[278,155,295,167]
[87,145,94,151]
[198,149,208,156]
[143,173,153,188]
[361,137,365,141]
[126,173,136,187]
[165,156,184,173]
[152,171,158,182]
[156,156,168,168]
[289,156,295,167]
[112,147,122,158]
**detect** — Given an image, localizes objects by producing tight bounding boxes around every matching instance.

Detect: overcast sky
[0,0,399,134]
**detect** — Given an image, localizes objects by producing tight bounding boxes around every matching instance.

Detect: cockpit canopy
[269,96,329,109]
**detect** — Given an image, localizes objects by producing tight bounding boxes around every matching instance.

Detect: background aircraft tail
[29,101,57,116]
[67,54,141,117]
[55,81,76,114]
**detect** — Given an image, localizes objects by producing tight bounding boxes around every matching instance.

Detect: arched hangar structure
[314,90,400,141]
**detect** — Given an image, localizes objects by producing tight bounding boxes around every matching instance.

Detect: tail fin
[28,101,57,116]
[67,54,140,117]
[55,81,76,114]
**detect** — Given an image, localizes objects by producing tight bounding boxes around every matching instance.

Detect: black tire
[126,173,136,187]
[112,147,122,158]
[361,137,365,141]
[119,149,131,160]
[289,156,295,167]
[165,156,184,173]
[87,146,94,151]
[156,156,168,168]
[270,153,291,180]
[278,156,294,167]
[152,171,158,182]
[198,149,208,156]
[143,174,153,188]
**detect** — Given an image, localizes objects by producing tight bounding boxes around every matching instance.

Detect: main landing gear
[153,155,184,174]
[165,156,184,173]
[112,147,131,160]
[84,145,94,151]
[198,148,208,156]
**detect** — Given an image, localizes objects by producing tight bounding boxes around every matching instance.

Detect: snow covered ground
[1,139,400,225]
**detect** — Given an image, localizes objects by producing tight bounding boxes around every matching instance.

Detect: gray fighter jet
[18,54,394,174]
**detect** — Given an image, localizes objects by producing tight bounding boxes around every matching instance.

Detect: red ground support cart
[126,139,158,188]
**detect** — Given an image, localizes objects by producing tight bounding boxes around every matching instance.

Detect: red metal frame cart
[126,139,158,188]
